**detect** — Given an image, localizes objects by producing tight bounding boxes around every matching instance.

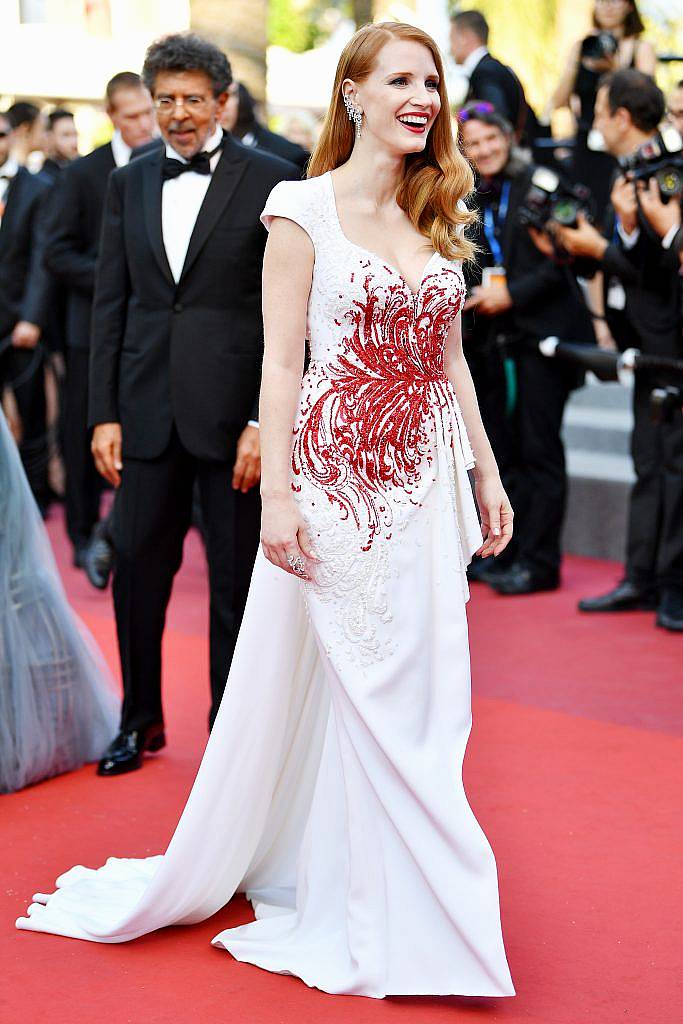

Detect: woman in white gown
[17,22,515,999]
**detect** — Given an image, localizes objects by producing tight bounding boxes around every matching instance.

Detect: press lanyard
[482,180,510,266]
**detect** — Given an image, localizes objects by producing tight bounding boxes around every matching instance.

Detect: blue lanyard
[482,180,510,266]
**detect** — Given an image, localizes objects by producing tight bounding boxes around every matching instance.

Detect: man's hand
[464,282,513,316]
[232,424,261,493]
[11,321,41,349]
[611,175,638,235]
[637,178,682,239]
[528,225,557,258]
[556,212,608,259]
[91,422,123,487]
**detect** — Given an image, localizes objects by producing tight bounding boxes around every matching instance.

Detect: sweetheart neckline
[326,172,441,300]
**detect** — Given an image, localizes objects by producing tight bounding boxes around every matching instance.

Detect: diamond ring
[287,554,306,576]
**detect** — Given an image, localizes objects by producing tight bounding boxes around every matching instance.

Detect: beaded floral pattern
[292,266,466,552]
[261,173,478,663]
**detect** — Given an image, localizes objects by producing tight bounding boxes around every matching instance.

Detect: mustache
[168,120,194,132]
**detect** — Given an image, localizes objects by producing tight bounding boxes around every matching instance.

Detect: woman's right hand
[261,493,319,579]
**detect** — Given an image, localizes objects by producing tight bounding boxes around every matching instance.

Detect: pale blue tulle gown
[0,406,118,793]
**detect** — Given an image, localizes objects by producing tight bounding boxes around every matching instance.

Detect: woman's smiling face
[344,38,442,156]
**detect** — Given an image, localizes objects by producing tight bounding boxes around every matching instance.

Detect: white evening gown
[17,173,515,999]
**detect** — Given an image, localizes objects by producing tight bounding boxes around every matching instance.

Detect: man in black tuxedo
[0,109,51,508]
[450,10,535,144]
[555,71,683,631]
[43,73,155,576]
[90,33,299,775]
[461,105,595,594]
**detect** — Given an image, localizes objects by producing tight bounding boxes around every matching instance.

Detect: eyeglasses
[458,101,495,122]
[154,96,210,113]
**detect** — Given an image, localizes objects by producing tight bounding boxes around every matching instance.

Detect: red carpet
[2,508,681,1024]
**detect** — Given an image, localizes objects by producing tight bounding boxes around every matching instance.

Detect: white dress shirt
[160,127,260,429]
[161,125,223,285]
[618,221,681,251]
[110,130,132,168]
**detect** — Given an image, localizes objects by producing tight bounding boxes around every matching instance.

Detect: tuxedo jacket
[600,204,682,359]
[468,53,535,141]
[465,162,595,349]
[88,134,300,462]
[43,142,117,350]
[0,166,50,340]
[241,123,309,172]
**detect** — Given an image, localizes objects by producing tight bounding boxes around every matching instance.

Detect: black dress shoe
[656,588,683,632]
[97,725,166,777]
[85,534,114,590]
[489,563,560,596]
[578,579,657,613]
[73,542,89,569]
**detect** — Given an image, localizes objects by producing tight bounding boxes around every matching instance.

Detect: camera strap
[482,180,511,265]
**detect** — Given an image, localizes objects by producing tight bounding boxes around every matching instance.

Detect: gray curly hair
[142,33,232,97]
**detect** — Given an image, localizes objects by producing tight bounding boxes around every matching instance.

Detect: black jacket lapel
[179,135,247,283]
[0,168,27,253]
[142,150,175,287]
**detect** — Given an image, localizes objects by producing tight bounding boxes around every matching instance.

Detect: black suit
[601,209,683,591]
[0,165,51,501]
[91,134,299,731]
[239,123,309,173]
[468,52,535,143]
[466,163,595,576]
[42,142,118,548]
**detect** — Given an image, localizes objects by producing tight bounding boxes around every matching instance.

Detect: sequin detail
[292,269,466,552]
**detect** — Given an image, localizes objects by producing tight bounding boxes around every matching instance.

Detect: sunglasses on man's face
[458,102,495,122]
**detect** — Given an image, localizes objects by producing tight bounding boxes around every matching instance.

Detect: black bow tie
[162,140,223,181]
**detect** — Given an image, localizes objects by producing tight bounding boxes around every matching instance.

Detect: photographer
[460,104,596,595]
[542,0,655,222]
[556,70,683,632]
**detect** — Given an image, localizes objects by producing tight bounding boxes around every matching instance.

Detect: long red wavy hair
[307,21,475,262]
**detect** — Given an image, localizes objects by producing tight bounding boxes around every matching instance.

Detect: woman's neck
[334,144,406,209]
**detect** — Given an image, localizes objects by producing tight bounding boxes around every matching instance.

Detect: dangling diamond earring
[343,93,363,141]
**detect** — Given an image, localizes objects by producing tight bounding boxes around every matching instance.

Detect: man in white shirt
[88,33,300,776]
[553,71,683,631]
[42,73,155,579]
[450,9,530,141]
[0,109,51,506]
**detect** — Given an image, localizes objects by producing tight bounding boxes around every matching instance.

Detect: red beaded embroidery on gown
[16,172,514,1002]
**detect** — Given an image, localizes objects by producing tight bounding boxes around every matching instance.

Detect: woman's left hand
[475,473,514,558]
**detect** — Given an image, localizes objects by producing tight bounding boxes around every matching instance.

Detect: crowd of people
[450,5,683,632]
[1,2,682,796]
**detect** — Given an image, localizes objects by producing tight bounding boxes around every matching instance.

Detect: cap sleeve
[260,179,314,241]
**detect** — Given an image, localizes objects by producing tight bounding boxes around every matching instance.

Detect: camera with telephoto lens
[517,167,594,231]
[580,32,619,61]
[619,127,683,201]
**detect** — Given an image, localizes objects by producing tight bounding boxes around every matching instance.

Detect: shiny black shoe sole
[493,580,560,596]
[578,598,657,613]
[96,732,166,777]
[656,613,683,633]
